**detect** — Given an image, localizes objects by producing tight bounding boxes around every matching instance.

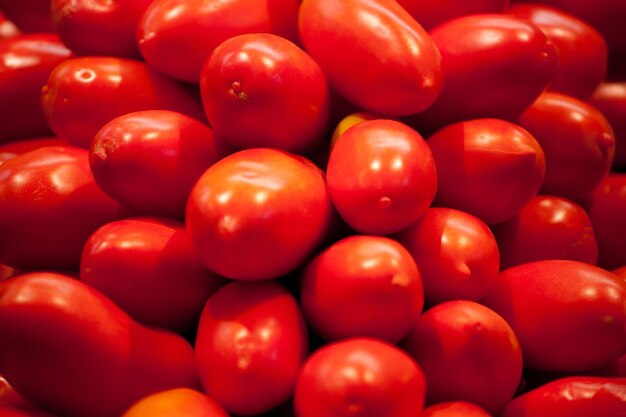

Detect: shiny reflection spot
[75,69,96,83]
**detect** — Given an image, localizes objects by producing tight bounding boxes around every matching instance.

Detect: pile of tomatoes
[0,0,625,416]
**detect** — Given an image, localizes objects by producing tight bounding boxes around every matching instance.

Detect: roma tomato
[396,0,509,31]
[422,402,491,417]
[196,281,308,416]
[0,272,198,417]
[0,12,20,39]
[41,57,206,148]
[121,389,229,417]
[403,300,522,414]
[589,82,626,170]
[138,0,300,83]
[483,260,626,372]
[299,0,443,116]
[200,34,329,153]
[395,208,500,305]
[427,118,545,224]
[294,338,426,417]
[0,138,66,166]
[327,119,437,235]
[0,0,54,32]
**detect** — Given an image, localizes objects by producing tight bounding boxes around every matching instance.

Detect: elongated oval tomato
[0,272,198,417]
[589,82,626,170]
[121,389,229,417]
[422,402,491,417]
[196,281,308,415]
[397,0,509,31]
[299,0,443,116]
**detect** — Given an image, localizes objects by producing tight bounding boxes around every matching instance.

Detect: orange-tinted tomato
[422,402,491,417]
[121,389,229,417]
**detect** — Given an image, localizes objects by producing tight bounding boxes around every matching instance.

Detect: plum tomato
[200,34,329,153]
[0,12,20,39]
[0,0,55,32]
[396,0,509,31]
[421,402,491,417]
[589,82,626,170]
[0,138,66,166]
[483,260,626,372]
[327,119,437,235]
[395,208,500,306]
[298,0,443,116]
[427,118,545,225]
[121,389,229,417]
[403,300,522,414]
[294,338,426,417]
[195,281,308,416]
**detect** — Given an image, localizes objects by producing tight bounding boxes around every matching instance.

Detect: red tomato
[327,119,437,234]
[403,300,522,414]
[138,0,300,83]
[0,0,54,32]
[483,260,626,372]
[186,148,334,280]
[0,272,198,417]
[0,407,57,417]
[0,138,66,166]
[395,208,500,305]
[614,266,626,283]
[0,12,20,39]
[196,281,308,415]
[0,376,28,408]
[41,57,206,148]
[500,376,626,417]
[517,92,615,203]
[294,338,426,417]
[300,235,424,343]
[396,0,509,31]
[298,0,443,116]
[0,146,127,270]
[0,34,71,142]
[90,110,226,218]
[589,82,626,170]
[427,118,546,225]
[51,0,153,58]
[422,402,491,417]
[121,389,229,417]
[492,195,598,269]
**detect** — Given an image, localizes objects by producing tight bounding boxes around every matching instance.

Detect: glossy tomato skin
[327,119,437,234]
[186,148,334,280]
[483,260,626,372]
[500,376,626,417]
[41,57,206,148]
[0,0,54,32]
[0,12,20,39]
[428,118,546,225]
[294,338,426,417]
[0,138,66,166]
[0,376,29,408]
[90,110,226,218]
[138,0,299,83]
[0,35,72,142]
[0,146,127,270]
[0,272,198,417]
[396,0,509,31]
[196,281,308,416]
[395,208,500,305]
[299,0,443,116]
[421,402,491,417]
[51,0,153,58]
[492,195,598,269]
[121,389,229,417]
[403,300,522,415]
[201,34,329,153]
[589,82,626,170]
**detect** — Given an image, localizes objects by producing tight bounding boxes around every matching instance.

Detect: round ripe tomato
[138,0,300,83]
[200,33,329,153]
[422,402,491,417]
[0,34,71,142]
[0,146,127,270]
[427,118,546,225]
[0,0,54,32]
[589,82,626,170]
[300,235,424,343]
[492,195,598,269]
[483,260,626,372]
[90,110,226,218]
[186,148,333,280]
[396,0,509,31]
[518,92,615,203]
[196,281,308,415]
[394,208,500,305]
[0,12,20,39]
[327,119,437,235]
[294,338,426,417]
[41,57,206,148]
[299,0,443,116]
[0,138,66,166]
[403,300,522,415]
[121,389,228,417]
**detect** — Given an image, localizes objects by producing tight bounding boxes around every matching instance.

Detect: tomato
[41,57,206,148]
[327,119,437,234]
[90,110,226,218]
[200,33,329,153]
[299,0,443,116]
[589,82,626,170]
[403,300,522,414]
[492,195,598,269]
[396,0,509,31]
[500,376,626,417]
[0,0,54,32]
[121,389,229,417]
[0,35,72,142]
[294,338,426,417]
[427,118,546,224]
[0,407,57,417]
[395,208,500,305]
[483,260,626,372]
[0,272,198,417]
[422,402,491,417]
[0,138,66,166]
[138,0,300,83]
[186,148,334,280]
[0,376,28,409]
[196,281,308,415]
[0,12,20,39]
[614,266,626,283]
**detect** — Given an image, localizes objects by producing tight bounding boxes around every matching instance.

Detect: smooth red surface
[0,407,56,417]
[0,138,66,166]
[589,82,626,169]
[422,402,491,417]
[196,281,308,416]
[0,376,28,408]
[0,0,54,32]
[397,0,509,31]
[121,389,229,417]
[0,12,20,39]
